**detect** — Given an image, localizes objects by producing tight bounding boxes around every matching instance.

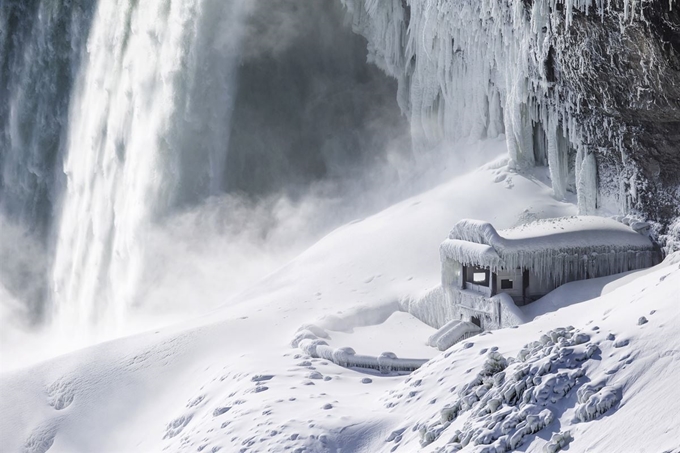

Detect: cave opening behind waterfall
[175,0,413,208]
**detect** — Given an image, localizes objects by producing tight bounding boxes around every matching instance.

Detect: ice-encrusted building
[439,216,660,331]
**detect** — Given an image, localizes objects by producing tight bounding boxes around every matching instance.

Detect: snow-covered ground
[2,149,678,453]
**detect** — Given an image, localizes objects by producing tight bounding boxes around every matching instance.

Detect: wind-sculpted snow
[342,0,680,228]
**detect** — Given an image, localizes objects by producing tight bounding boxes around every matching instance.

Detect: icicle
[546,116,567,199]
[576,150,598,214]
[442,217,656,288]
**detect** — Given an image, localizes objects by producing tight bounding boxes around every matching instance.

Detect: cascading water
[1,0,412,348]
[1,0,97,333]
[50,0,250,337]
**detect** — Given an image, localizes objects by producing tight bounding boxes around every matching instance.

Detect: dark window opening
[471,316,481,328]
[501,279,513,289]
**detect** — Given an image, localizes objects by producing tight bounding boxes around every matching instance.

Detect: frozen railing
[298,340,428,374]
[292,322,429,374]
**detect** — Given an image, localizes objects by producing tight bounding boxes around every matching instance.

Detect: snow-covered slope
[376,255,680,452]
[3,152,678,453]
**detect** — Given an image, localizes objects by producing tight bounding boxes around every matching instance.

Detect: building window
[501,279,513,289]
[466,266,489,286]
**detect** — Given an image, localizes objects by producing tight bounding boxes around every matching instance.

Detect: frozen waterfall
[342,0,677,215]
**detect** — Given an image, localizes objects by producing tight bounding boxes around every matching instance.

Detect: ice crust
[441,216,657,286]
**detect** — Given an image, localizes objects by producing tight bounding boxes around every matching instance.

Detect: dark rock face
[545,3,680,228]
[225,0,410,198]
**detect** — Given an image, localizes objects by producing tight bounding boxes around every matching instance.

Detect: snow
[2,152,679,453]
[322,311,437,358]
[427,321,482,352]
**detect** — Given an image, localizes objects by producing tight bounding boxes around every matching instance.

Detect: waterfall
[48,0,250,336]
[1,0,411,344]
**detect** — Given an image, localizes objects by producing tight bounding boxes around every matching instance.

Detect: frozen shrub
[441,402,462,422]
[544,431,573,453]
[575,386,620,422]
[572,332,590,345]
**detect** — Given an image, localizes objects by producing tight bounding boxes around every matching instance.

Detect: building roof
[440,216,657,283]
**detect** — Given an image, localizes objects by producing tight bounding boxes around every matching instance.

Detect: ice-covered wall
[441,216,659,287]
[342,0,680,234]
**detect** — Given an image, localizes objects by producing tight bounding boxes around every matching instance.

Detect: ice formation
[543,431,573,453]
[400,286,451,329]
[574,383,621,422]
[441,216,659,286]
[342,0,677,215]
